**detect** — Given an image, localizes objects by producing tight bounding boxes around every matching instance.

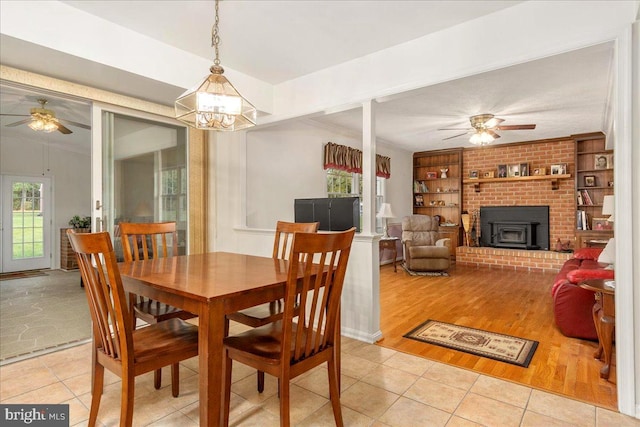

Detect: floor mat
[404,319,538,367]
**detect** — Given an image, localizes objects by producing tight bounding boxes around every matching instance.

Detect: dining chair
[67,230,198,427]
[226,220,319,392]
[222,228,355,427]
[119,221,197,389]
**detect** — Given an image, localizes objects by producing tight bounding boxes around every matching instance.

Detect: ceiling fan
[439,113,536,144]
[1,98,90,134]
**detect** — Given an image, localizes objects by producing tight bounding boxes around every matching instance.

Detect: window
[326,169,384,232]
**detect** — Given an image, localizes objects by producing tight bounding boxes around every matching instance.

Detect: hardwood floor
[377,263,617,410]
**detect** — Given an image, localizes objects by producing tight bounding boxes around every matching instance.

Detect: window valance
[323,142,391,178]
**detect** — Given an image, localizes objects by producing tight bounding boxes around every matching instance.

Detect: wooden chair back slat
[272,221,319,260]
[120,222,177,262]
[67,230,132,363]
[284,228,355,365]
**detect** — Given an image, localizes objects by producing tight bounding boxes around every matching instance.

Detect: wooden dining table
[118,251,331,426]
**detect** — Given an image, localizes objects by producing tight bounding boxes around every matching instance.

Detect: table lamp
[602,195,614,225]
[376,203,395,238]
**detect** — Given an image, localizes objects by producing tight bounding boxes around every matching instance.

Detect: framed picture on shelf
[483,171,494,178]
[533,167,546,176]
[519,163,529,177]
[469,170,479,179]
[414,194,424,206]
[497,164,507,178]
[584,175,596,187]
[592,217,612,230]
[426,171,438,179]
[508,164,520,177]
[550,163,567,175]
[594,154,612,169]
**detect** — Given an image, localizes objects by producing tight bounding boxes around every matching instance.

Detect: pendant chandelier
[175,0,256,131]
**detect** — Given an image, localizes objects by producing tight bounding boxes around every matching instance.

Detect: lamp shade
[376,203,395,219]
[175,67,257,131]
[602,195,614,221]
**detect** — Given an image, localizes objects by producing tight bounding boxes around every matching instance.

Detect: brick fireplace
[457,137,576,271]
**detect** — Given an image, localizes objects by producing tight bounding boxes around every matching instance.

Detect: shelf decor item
[594,154,611,169]
[584,175,596,187]
[440,168,448,178]
[533,167,546,176]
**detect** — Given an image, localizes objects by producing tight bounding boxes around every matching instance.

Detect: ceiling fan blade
[495,124,536,130]
[56,123,73,134]
[484,117,505,128]
[438,127,471,131]
[486,130,501,139]
[58,118,90,130]
[442,132,470,141]
[0,114,30,117]
[5,118,32,127]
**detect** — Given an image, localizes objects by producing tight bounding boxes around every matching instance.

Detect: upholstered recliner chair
[402,215,451,272]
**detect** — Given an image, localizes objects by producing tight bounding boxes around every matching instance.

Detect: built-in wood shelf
[463,174,572,192]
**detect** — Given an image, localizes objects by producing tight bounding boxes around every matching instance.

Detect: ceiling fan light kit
[440,113,536,145]
[175,0,256,131]
[1,98,84,134]
[469,130,495,146]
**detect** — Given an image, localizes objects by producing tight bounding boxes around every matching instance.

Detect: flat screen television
[294,197,360,232]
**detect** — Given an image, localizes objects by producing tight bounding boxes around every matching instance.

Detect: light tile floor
[0,270,90,361]
[1,323,638,427]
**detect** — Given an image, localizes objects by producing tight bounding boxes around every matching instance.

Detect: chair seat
[224,321,323,361]
[226,301,300,328]
[131,318,199,365]
[133,300,197,323]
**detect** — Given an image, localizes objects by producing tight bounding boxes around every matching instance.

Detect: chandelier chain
[211,0,221,66]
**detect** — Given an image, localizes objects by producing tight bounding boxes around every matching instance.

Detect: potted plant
[69,215,91,232]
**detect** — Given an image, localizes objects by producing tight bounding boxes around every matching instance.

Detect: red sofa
[551,247,614,340]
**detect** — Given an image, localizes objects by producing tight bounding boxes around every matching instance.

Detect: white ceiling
[0,1,615,154]
[61,0,524,85]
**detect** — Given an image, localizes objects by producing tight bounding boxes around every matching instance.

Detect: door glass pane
[102,112,188,260]
[11,181,44,259]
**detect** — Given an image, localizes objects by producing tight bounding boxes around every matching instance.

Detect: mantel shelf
[463,174,572,192]
[463,174,571,184]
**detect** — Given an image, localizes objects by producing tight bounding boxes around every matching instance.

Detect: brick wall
[456,246,571,273]
[462,137,576,246]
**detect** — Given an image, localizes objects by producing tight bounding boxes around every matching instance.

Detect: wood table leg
[592,299,603,360]
[599,314,615,380]
[198,301,225,427]
[391,246,397,272]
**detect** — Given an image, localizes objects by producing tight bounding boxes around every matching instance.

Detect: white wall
[245,120,413,230]
[0,135,91,269]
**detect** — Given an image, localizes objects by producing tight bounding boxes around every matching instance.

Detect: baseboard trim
[341,326,382,344]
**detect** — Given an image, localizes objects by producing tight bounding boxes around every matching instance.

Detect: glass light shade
[28,119,45,131]
[469,131,494,146]
[175,67,256,131]
[28,115,58,133]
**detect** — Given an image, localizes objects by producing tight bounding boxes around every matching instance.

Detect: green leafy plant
[69,215,91,229]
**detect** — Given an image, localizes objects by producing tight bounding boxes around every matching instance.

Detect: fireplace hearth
[480,206,549,250]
